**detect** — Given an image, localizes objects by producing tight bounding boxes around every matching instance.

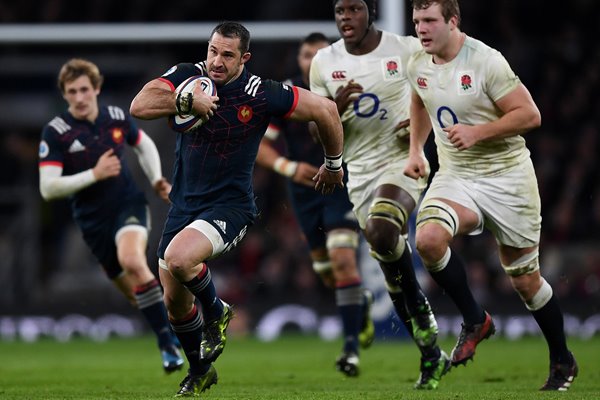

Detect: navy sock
[379,246,428,315]
[429,250,485,325]
[531,294,571,363]
[182,265,223,322]
[335,282,363,354]
[170,305,210,376]
[134,279,174,348]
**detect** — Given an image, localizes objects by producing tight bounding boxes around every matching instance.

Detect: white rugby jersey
[310,31,421,167]
[407,35,530,177]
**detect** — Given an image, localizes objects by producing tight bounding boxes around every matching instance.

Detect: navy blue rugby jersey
[268,75,323,169]
[159,62,299,213]
[39,105,144,223]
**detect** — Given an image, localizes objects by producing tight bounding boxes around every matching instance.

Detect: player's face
[62,75,100,122]
[206,32,251,86]
[334,0,369,46]
[413,3,456,56]
[297,40,329,84]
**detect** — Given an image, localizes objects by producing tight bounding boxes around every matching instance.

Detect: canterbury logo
[417,77,428,88]
[331,71,347,80]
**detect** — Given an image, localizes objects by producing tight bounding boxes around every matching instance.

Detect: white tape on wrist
[324,152,343,172]
[273,157,298,178]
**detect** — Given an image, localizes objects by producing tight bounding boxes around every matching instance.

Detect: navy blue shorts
[157,204,255,260]
[288,182,359,250]
[77,195,149,279]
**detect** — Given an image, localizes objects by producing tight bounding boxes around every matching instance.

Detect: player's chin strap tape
[416,199,459,237]
[326,230,359,250]
[501,249,540,277]
[313,260,332,274]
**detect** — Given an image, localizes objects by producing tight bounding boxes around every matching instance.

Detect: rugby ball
[168,75,217,133]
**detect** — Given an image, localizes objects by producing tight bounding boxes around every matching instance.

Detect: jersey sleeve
[158,62,202,92]
[309,53,330,98]
[263,79,298,118]
[125,114,141,146]
[484,51,521,102]
[39,125,64,167]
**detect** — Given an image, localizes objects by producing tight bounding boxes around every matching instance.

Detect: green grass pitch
[0,335,598,399]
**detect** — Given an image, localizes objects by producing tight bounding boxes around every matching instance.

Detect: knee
[364,220,399,254]
[509,273,543,300]
[164,253,191,279]
[415,227,446,262]
[329,249,359,281]
[118,253,148,281]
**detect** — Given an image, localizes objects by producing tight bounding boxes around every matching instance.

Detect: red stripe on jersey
[135,129,143,146]
[158,77,175,91]
[283,85,300,119]
[39,161,63,168]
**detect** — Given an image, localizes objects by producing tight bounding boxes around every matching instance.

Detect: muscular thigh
[474,161,541,247]
[347,157,427,229]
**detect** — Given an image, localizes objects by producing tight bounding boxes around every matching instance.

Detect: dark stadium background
[0,0,598,342]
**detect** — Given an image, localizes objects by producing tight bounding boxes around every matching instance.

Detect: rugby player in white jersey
[404,0,577,391]
[310,0,449,389]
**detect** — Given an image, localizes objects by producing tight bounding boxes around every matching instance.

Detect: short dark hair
[332,0,377,25]
[301,32,330,46]
[411,0,461,27]
[210,21,251,54]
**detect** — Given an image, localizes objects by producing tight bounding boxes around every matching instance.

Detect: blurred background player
[310,0,449,390]
[256,32,374,377]
[405,0,578,391]
[38,58,183,373]
[130,21,345,396]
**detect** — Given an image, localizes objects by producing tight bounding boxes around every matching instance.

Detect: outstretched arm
[285,87,344,193]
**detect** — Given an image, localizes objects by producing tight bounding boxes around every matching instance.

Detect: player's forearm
[478,106,541,141]
[130,83,177,120]
[408,101,432,155]
[314,99,344,159]
[39,165,97,200]
[133,130,163,185]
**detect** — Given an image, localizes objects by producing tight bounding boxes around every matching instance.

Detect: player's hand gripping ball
[168,76,217,133]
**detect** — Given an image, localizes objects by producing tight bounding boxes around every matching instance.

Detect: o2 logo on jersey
[353,93,388,121]
[112,128,124,144]
[237,105,253,123]
[437,106,459,128]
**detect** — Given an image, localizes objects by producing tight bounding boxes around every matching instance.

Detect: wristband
[175,91,194,115]
[273,157,298,178]
[324,152,343,172]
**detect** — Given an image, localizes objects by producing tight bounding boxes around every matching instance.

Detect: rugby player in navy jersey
[256,32,374,377]
[38,58,184,373]
[130,21,345,396]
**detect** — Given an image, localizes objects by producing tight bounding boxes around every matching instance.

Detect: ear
[241,52,252,64]
[449,15,459,30]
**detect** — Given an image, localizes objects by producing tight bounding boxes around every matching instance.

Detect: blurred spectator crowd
[0,0,598,323]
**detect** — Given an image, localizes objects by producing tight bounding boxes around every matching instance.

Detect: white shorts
[346,156,429,229]
[423,159,541,248]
